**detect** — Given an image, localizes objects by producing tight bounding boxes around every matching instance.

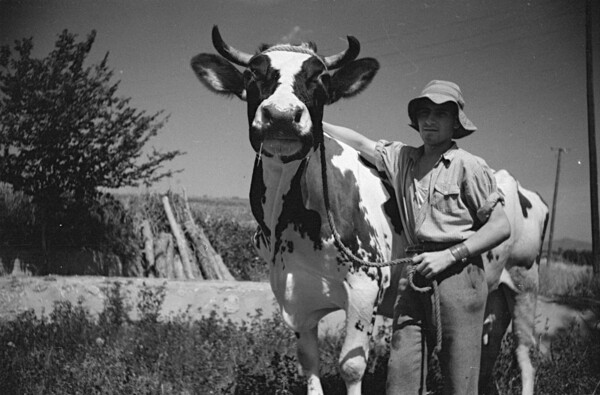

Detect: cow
[191,26,548,395]
[479,171,549,395]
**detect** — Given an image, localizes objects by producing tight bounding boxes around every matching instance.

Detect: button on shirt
[375,140,504,245]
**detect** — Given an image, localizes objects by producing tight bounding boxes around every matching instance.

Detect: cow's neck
[250,151,325,261]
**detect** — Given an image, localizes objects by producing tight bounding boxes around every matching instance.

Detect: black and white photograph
[1,0,599,394]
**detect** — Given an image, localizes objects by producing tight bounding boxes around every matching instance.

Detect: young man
[323,80,510,394]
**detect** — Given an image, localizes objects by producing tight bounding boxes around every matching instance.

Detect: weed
[98,281,132,331]
[137,281,167,323]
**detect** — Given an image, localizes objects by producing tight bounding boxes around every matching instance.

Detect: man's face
[415,101,459,146]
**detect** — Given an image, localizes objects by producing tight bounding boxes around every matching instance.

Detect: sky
[1,0,599,244]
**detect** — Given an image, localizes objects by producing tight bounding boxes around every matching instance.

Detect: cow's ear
[191,54,247,101]
[327,58,379,104]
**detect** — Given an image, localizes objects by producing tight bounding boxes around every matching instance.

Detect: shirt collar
[409,142,459,165]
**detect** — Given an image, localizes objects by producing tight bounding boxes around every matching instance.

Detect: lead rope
[318,141,442,355]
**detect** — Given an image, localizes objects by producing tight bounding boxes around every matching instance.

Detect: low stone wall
[1,276,597,351]
[0,276,279,323]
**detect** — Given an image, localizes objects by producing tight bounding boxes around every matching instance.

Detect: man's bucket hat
[408,80,477,139]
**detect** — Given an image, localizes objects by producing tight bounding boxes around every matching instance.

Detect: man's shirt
[375,140,503,245]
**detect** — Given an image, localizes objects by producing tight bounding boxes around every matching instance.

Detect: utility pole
[547,147,568,264]
[585,0,599,276]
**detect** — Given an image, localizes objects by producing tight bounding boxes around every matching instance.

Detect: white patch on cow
[203,68,225,91]
[346,80,365,96]
[252,51,313,134]
[499,267,517,291]
[284,272,295,302]
[260,157,299,232]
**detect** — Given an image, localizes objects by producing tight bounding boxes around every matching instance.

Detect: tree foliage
[0,29,182,209]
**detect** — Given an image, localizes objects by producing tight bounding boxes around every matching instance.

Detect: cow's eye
[250,65,267,81]
[306,72,325,87]
[244,69,258,85]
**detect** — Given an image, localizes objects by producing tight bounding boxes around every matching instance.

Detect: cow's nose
[293,107,303,123]
[262,104,304,124]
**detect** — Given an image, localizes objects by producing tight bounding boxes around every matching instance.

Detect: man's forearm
[322,122,377,163]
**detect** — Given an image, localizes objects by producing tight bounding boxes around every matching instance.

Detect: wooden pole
[154,232,175,278]
[162,195,197,279]
[585,0,600,276]
[547,147,567,264]
[140,220,155,277]
[182,189,235,281]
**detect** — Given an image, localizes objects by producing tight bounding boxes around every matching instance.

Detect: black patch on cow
[295,332,300,339]
[190,54,245,99]
[294,57,329,149]
[486,249,494,262]
[250,158,270,246]
[517,189,532,218]
[274,159,323,257]
[355,320,365,332]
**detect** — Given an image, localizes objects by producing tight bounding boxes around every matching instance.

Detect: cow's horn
[211,25,253,67]
[323,36,360,70]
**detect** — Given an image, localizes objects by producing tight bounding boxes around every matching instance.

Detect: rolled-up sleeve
[375,140,404,179]
[463,159,505,223]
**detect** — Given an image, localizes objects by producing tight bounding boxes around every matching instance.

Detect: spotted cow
[191,26,548,395]
[479,170,549,395]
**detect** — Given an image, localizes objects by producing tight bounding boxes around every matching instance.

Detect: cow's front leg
[297,326,323,395]
[339,280,380,395]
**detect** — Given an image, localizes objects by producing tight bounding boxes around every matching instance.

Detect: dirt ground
[0,275,597,354]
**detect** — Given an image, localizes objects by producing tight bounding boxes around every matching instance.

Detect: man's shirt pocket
[432,182,461,214]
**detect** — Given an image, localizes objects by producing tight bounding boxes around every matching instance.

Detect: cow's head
[191,26,379,163]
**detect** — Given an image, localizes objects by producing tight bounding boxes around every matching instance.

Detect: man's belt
[405,241,461,255]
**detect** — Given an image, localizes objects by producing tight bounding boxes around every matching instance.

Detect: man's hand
[412,250,456,280]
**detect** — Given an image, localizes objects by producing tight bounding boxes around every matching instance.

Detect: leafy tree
[0,30,183,270]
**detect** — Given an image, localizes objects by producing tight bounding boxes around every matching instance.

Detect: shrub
[201,217,267,281]
[0,186,141,275]
[97,281,132,331]
[0,183,36,247]
[137,281,167,324]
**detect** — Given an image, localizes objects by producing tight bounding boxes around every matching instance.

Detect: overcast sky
[1,0,599,243]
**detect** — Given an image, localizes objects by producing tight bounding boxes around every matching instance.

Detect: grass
[1,278,599,395]
[539,257,600,302]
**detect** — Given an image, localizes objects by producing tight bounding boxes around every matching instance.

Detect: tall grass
[539,257,600,302]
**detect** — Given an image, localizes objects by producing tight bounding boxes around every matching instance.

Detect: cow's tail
[537,195,550,266]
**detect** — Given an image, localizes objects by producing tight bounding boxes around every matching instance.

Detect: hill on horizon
[544,237,592,252]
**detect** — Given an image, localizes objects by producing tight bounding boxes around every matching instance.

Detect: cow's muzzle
[251,103,313,160]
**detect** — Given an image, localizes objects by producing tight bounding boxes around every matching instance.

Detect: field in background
[188,196,255,227]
